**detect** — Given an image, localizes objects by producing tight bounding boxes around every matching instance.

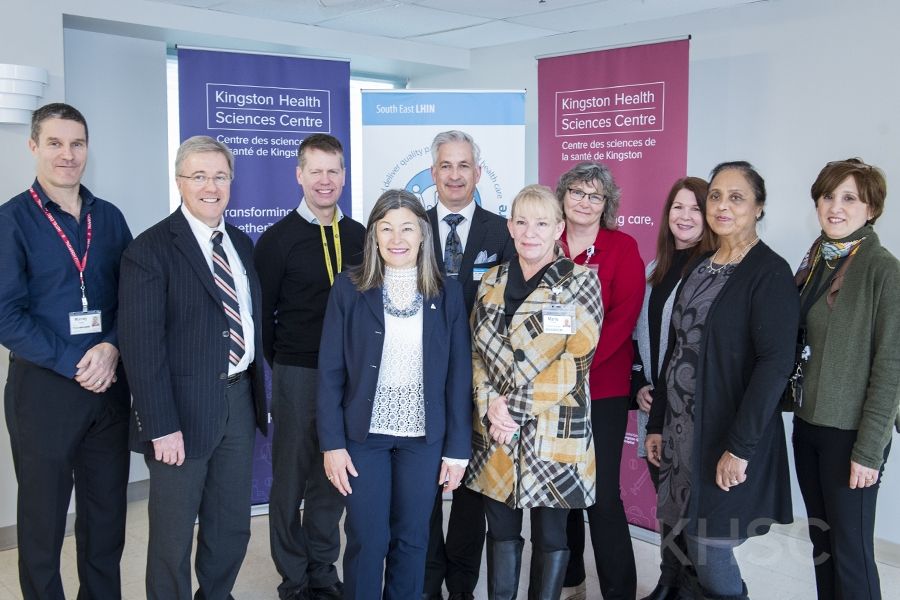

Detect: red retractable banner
[539,39,690,531]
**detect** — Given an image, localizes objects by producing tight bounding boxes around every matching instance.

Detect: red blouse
[562,227,645,400]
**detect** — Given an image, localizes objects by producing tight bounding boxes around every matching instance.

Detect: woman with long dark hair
[632,177,716,600]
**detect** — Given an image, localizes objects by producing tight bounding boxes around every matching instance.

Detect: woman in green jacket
[791,158,900,600]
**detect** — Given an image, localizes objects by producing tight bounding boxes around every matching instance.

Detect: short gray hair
[175,135,235,176]
[555,161,622,229]
[431,130,481,166]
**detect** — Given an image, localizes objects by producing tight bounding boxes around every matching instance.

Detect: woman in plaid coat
[466,184,603,600]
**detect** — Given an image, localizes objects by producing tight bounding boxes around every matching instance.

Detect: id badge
[69,310,102,335]
[542,304,576,335]
[473,267,489,281]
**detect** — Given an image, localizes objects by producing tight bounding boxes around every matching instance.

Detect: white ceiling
[147,0,767,49]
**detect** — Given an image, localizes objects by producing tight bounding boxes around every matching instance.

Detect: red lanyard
[29,187,93,311]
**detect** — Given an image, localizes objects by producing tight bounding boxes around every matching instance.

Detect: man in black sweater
[422,130,515,600]
[254,134,365,600]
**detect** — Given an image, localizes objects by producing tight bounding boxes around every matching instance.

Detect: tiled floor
[0,498,897,599]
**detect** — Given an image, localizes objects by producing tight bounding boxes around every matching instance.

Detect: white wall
[409,0,900,545]
[0,0,68,538]
[0,0,470,532]
[1,0,897,546]
[64,27,174,483]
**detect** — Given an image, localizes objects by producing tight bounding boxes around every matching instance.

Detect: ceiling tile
[154,0,401,25]
[410,0,603,21]
[413,20,561,49]
[510,0,762,31]
[318,4,490,38]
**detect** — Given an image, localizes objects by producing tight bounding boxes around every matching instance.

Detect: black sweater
[254,210,365,368]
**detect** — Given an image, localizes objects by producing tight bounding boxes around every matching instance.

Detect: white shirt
[296,198,344,225]
[436,199,477,258]
[180,205,255,374]
[369,268,426,437]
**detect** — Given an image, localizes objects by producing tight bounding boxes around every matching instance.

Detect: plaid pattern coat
[466,257,603,509]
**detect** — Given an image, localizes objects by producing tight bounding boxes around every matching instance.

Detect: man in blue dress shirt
[0,103,133,600]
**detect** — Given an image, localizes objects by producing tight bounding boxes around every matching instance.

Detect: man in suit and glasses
[119,135,268,600]
[422,130,515,600]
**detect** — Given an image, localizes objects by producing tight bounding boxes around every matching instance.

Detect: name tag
[542,304,576,335]
[473,267,489,281]
[69,310,102,335]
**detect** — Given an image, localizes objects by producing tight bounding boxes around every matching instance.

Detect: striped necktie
[211,231,245,367]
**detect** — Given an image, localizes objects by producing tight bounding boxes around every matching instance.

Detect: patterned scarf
[797,228,868,274]
[820,237,866,261]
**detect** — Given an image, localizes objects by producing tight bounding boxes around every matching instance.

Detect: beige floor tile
[1,496,899,598]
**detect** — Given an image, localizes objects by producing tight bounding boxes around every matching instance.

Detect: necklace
[382,285,422,318]
[707,237,760,274]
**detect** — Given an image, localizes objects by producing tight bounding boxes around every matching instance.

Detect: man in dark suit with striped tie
[119,136,268,600]
[423,130,514,600]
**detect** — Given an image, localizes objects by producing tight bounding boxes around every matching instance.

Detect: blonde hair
[511,184,563,223]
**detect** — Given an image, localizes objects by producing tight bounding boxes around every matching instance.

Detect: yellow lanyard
[319,210,342,286]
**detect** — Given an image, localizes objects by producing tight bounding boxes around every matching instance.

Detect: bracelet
[728,451,748,463]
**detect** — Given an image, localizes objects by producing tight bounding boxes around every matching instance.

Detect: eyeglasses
[826,160,872,171]
[177,174,233,187]
[567,187,605,205]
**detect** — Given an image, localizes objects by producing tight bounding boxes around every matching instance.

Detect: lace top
[369,266,426,436]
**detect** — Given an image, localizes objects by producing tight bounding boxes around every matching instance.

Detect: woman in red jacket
[557,162,646,600]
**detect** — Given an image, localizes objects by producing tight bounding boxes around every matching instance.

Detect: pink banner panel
[539,39,690,531]
[539,39,689,266]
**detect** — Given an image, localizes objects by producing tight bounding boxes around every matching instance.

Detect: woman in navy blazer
[317,189,473,600]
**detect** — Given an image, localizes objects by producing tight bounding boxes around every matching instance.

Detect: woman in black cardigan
[645,162,798,599]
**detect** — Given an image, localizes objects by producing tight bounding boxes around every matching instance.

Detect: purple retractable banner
[178,47,350,505]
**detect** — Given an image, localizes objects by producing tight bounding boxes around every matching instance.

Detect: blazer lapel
[170,210,221,305]
[427,208,445,273]
[460,204,489,277]
[423,291,443,348]
[362,286,386,328]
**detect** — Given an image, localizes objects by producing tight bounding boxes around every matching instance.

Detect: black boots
[486,539,524,600]
[639,583,681,600]
[700,581,749,600]
[527,549,570,600]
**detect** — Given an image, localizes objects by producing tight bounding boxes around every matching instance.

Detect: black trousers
[793,417,889,600]
[423,482,487,594]
[564,396,636,600]
[4,354,130,600]
[483,496,569,551]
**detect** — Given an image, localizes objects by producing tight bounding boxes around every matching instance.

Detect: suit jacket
[466,258,603,509]
[119,209,268,458]
[428,203,514,314]
[316,272,473,460]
